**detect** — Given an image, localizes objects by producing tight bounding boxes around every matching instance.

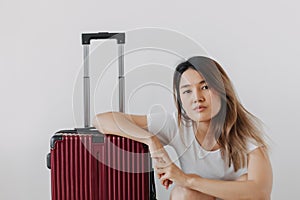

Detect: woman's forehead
[180,68,205,86]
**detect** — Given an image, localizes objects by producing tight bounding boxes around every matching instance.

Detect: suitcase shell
[47,129,156,200]
[47,32,157,200]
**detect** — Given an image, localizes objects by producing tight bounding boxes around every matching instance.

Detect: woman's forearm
[185,174,270,200]
[92,112,155,146]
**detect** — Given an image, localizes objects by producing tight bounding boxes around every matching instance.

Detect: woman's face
[179,68,221,122]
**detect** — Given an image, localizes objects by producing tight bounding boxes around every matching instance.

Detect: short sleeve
[246,139,261,153]
[146,112,178,146]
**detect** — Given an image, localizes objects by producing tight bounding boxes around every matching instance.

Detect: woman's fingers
[161,178,172,187]
[152,150,175,190]
[156,170,173,189]
[153,159,168,169]
[153,156,173,168]
[155,168,173,189]
[165,180,173,190]
[164,178,172,189]
[160,173,170,183]
[155,167,165,174]
[152,157,166,163]
[151,148,171,161]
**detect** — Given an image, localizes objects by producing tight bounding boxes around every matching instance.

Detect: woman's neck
[193,121,219,151]
[194,121,209,136]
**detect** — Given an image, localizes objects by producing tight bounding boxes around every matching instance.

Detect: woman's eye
[183,90,192,94]
[202,85,209,90]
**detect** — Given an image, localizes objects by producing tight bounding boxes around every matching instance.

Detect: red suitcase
[47,32,156,200]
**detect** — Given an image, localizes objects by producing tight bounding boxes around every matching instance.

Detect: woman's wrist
[147,136,163,153]
[185,173,202,189]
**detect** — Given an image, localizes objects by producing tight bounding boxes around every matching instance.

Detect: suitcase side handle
[46,153,51,169]
[82,32,125,45]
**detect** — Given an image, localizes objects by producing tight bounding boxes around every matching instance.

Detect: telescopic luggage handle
[82,32,125,44]
[81,32,125,128]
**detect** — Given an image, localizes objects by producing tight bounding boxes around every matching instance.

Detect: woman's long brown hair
[173,56,268,171]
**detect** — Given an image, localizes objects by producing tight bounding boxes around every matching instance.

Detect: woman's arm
[156,147,273,200]
[92,112,162,151]
[186,147,272,200]
[93,112,174,189]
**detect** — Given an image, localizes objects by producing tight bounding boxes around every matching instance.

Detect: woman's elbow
[249,187,271,200]
[92,112,113,132]
[257,189,271,200]
[243,182,271,200]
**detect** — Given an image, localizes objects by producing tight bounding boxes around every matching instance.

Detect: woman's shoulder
[246,138,262,153]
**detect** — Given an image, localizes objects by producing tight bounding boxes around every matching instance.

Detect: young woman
[93,56,273,200]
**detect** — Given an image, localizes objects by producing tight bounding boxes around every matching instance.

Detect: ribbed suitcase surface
[47,32,156,200]
[49,130,154,200]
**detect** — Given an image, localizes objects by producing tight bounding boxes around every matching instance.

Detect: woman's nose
[193,89,205,103]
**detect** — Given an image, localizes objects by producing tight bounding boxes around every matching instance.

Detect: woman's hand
[152,147,189,188]
[148,137,173,189]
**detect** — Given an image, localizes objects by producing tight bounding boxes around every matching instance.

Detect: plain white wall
[1,0,300,199]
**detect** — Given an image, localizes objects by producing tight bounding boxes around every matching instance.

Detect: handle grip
[82,32,125,45]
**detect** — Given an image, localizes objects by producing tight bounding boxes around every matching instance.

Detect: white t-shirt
[147,111,259,180]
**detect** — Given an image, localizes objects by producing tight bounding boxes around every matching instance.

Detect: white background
[1,0,299,199]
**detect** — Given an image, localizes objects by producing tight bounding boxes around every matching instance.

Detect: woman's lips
[194,106,207,112]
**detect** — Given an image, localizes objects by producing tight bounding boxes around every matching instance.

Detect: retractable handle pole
[81,32,125,128]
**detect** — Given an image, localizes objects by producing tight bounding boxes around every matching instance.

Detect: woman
[93,56,273,199]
